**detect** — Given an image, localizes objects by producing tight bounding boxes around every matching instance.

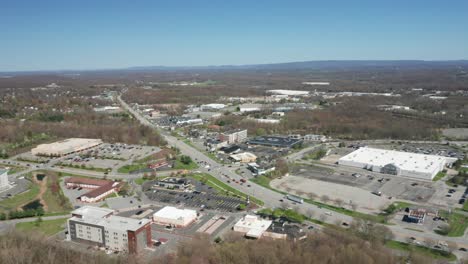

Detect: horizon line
[1,59,468,74]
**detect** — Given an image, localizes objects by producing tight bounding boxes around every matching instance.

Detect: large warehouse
[152,206,197,227]
[32,138,103,157]
[338,147,457,181]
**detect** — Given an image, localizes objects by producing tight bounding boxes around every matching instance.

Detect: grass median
[190,173,263,206]
[385,240,456,261]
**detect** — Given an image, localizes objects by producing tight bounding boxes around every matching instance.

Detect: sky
[1,0,468,71]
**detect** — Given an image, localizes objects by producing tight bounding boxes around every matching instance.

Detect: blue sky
[1,0,467,71]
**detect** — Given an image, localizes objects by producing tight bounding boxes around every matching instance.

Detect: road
[117,95,468,255]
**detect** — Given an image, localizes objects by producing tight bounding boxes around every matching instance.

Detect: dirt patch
[17,173,49,212]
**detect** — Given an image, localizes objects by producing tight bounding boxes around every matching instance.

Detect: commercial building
[248,136,303,148]
[219,129,248,144]
[233,215,272,239]
[338,147,457,181]
[152,206,197,227]
[247,163,275,176]
[67,206,152,253]
[0,169,10,191]
[220,145,241,154]
[264,222,307,241]
[200,103,226,111]
[153,177,191,190]
[229,152,257,163]
[65,177,122,203]
[239,104,262,113]
[205,139,228,150]
[32,138,103,157]
[266,90,309,96]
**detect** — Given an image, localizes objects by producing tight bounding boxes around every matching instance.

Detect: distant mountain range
[2,60,468,74]
[127,60,468,71]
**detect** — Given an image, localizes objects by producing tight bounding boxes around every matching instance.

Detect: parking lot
[288,162,445,202]
[54,143,160,170]
[0,176,31,202]
[143,179,245,212]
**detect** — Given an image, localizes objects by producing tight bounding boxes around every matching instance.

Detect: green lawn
[0,181,40,213]
[173,159,198,170]
[433,171,447,182]
[16,218,68,236]
[190,173,263,206]
[439,211,468,237]
[57,163,108,173]
[463,200,468,212]
[117,163,148,173]
[385,241,456,261]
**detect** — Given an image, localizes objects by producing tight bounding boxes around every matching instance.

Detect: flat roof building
[266,90,309,96]
[233,215,272,239]
[338,147,457,181]
[219,129,248,144]
[248,136,303,148]
[68,206,152,254]
[230,152,257,163]
[32,138,103,157]
[153,206,197,227]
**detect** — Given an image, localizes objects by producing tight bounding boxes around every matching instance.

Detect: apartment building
[67,206,152,253]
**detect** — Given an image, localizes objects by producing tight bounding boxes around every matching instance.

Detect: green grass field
[0,182,40,213]
[433,171,446,181]
[439,211,468,237]
[117,163,147,173]
[173,159,198,170]
[16,218,68,236]
[190,173,263,206]
[385,241,456,261]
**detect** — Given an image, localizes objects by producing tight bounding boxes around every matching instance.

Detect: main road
[118,95,468,250]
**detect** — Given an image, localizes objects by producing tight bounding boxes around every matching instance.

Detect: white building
[266,90,309,96]
[68,206,151,254]
[200,103,226,111]
[338,147,457,181]
[0,169,10,190]
[219,129,248,144]
[32,138,103,157]
[253,118,280,124]
[230,152,257,163]
[233,215,272,239]
[239,104,262,113]
[302,82,330,86]
[152,206,197,227]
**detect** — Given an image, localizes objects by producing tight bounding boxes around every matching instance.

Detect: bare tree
[320,195,330,204]
[335,198,344,208]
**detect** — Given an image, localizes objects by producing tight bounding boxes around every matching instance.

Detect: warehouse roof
[339,147,457,174]
[153,206,197,220]
[266,90,309,96]
[32,138,102,155]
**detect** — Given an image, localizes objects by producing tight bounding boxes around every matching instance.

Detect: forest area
[0,226,458,264]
